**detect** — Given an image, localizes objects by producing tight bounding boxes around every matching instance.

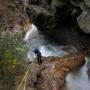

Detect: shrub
[0,31,27,63]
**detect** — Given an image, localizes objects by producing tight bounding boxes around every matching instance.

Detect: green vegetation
[0,58,28,90]
[0,31,28,90]
[0,31,27,63]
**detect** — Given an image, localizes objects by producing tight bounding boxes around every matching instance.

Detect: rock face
[25,0,82,31]
[25,0,90,50]
[0,0,29,32]
[26,53,85,90]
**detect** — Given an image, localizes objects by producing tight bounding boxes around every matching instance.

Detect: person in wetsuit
[32,48,42,64]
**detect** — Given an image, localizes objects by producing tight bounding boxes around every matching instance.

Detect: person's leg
[39,56,42,64]
[37,54,42,64]
[37,56,39,64]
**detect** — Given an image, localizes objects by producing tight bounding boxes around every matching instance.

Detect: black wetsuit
[33,49,42,64]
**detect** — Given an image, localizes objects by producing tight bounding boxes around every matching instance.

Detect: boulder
[77,10,90,34]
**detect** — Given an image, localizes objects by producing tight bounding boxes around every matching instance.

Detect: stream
[23,24,90,90]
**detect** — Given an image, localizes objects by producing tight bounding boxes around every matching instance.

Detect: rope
[17,64,31,90]
[24,69,29,90]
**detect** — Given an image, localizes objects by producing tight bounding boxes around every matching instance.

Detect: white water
[66,57,90,90]
[23,24,77,61]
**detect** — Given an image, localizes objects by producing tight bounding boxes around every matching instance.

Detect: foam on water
[39,45,68,57]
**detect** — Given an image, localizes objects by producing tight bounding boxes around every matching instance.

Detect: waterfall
[23,24,77,61]
[66,57,90,90]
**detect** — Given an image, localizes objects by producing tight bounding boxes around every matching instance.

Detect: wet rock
[70,0,83,7]
[27,63,44,87]
[79,2,89,11]
[77,10,90,34]
[26,53,85,90]
[84,0,90,8]
[87,68,90,78]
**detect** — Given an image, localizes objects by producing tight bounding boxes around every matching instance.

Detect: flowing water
[23,24,77,61]
[24,24,90,90]
[66,57,90,90]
